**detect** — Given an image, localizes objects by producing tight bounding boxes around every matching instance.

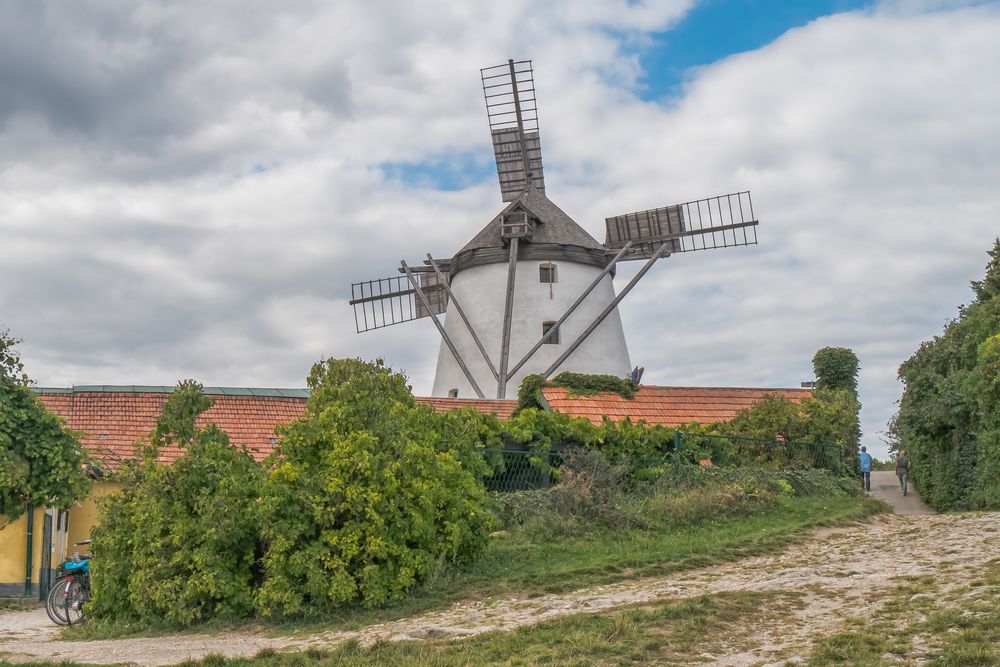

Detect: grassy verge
[184,590,807,666]
[68,493,883,641]
[806,556,1000,665]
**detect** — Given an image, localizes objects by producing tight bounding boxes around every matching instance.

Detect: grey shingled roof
[457,187,602,255]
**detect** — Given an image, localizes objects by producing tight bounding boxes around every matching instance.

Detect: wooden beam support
[542,243,670,379]
[426,253,499,381]
[496,237,519,398]
[401,261,486,399]
[507,242,633,379]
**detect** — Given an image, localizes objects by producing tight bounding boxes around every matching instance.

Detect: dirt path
[1,510,996,666]
[869,470,935,515]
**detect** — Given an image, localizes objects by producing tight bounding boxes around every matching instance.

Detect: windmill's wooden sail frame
[605,191,759,260]
[348,60,763,399]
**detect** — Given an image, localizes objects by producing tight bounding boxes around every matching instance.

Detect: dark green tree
[812,347,860,394]
[1,329,91,523]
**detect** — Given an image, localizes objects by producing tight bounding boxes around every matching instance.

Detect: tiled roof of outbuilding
[413,396,517,420]
[541,385,813,427]
[33,387,515,471]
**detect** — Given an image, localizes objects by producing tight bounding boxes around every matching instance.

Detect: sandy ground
[3,484,996,667]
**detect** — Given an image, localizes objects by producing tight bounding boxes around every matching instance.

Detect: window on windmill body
[542,321,559,344]
[448,388,459,398]
[539,263,557,283]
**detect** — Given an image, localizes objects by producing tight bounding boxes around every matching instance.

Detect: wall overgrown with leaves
[893,240,1000,511]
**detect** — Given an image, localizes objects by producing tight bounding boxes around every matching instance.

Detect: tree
[812,347,860,394]
[0,329,91,522]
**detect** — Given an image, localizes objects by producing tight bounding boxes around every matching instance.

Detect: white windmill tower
[350,59,759,399]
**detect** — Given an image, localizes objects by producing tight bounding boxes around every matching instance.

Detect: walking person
[858,446,873,492]
[896,450,911,496]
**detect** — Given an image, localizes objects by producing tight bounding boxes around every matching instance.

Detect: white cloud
[1,0,998,458]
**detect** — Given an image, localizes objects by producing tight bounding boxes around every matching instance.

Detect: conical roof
[457,188,603,254]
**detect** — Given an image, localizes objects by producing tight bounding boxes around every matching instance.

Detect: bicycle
[45,540,92,626]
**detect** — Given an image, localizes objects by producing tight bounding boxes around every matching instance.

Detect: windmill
[350,59,758,399]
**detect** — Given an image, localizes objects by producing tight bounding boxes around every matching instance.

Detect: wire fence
[479,431,850,493]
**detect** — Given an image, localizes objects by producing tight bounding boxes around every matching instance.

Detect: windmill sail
[349,273,448,333]
[605,191,759,259]
[482,60,545,202]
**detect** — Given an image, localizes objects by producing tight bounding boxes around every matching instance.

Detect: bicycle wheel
[63,578,88,626]
[45,578,71,626]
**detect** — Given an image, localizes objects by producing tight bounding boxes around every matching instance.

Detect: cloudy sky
[2,0,998,456]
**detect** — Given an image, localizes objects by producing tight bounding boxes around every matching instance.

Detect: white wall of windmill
[430,259,631,398]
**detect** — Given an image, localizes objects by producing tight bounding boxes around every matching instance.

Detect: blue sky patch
[638,0,872,100]
[381,151,496,191]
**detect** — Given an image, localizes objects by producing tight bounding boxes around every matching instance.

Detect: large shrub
[256,358,493,617]
[89,381,263,625]
[894,240,1000,511]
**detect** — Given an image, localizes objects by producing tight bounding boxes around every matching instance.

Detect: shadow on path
[869,470,935,515]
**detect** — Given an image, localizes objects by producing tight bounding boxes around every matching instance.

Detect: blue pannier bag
[65,560,89,572]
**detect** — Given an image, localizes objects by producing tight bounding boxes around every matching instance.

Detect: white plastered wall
[431,259,631,398]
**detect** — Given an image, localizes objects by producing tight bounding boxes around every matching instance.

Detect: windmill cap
[449,188,610,277]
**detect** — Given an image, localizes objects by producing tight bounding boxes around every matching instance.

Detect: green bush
[89,381,263,625]
[256,358,494,617]
[894,240,1000,510]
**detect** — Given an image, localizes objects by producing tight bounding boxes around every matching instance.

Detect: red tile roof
[541,385,813,427]
[34,387,515,470]
[413,397,517,420]
[37,390,307,470]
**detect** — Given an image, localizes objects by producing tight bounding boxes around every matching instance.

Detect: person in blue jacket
[858,446,873,492]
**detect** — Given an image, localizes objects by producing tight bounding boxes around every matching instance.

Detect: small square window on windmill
[348,58,760,401]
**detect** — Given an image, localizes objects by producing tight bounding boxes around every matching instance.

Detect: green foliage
[812,347,860,395]
[495,448,857,540]
[514,374,547,413]
[504,371,858,475]
[256,358,493,617]
[89,381,263,625]
[514,372,635,414]
[894,239,1000,510]
[550,371,636,398]
[0,329,91,521]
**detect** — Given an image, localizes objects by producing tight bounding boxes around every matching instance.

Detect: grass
[67,493,884,641]
[805,559,1000,665]
[266,494,883,638]
[173,590,806,666]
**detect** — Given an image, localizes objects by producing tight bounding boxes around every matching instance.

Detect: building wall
[432,258,631,398]
[0,481,119,598]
